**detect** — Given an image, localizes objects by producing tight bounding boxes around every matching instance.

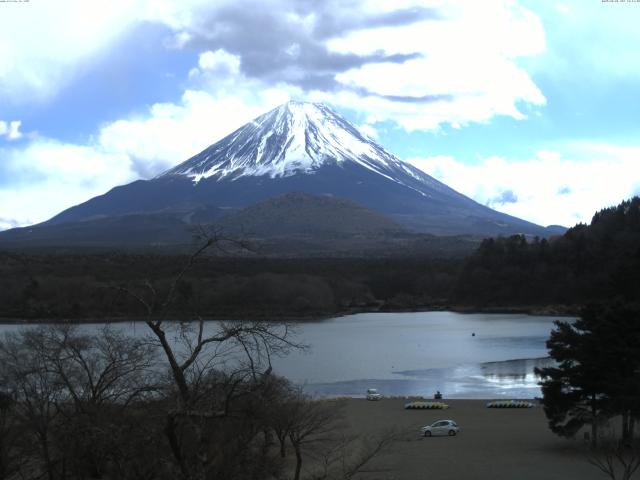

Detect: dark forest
[2,197,638,322]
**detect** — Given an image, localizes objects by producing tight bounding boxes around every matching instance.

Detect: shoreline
[315,393,543,401]
[0,304,579,325]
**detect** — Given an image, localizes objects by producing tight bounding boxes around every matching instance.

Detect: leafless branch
[588,437,640,480]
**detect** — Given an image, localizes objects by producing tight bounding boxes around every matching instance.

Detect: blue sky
[1,0,639,230]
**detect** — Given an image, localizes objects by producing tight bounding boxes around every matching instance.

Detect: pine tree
[536,302,640,447]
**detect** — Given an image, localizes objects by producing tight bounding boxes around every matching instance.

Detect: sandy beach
[337,398,603,480]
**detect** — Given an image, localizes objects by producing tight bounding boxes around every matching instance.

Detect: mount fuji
[0,101,560,251]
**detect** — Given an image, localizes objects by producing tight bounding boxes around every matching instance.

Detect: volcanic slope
[2,101,557,247]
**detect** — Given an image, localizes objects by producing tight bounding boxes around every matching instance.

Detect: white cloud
[0,120,22,140]
[0,217,24,231]
[99,90,286,177]
[164,31,193,50]
[0,0,215,103]
[100,54,296,178]
[358,123,379,140]
[327,0,546,130]
[1,1,133,102]
[0,139,135,228]
[1,0,548,134]
[407,146,640,227]
[189,49,242,79]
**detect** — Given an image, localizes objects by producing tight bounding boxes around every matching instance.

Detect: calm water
[0,311,565,399]
[269,312,561,399]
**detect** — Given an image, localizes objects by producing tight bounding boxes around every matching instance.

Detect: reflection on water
[305,357,556,399]
[481,357,555,382]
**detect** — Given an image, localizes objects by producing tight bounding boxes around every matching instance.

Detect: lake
[0,311,565,399]
[270,311,561,399]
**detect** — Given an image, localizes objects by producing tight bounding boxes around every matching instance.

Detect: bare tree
[286,396,345,480]
[0,391,25,480]
[309,430,401,480]
[41,325,157,478]
[588,436,640,480]
[119,232,306,479]
[0,325,159,480]
[276,390,401,480]
[31,325,157,408]
[268,379,298,459]
[0,329,69,480]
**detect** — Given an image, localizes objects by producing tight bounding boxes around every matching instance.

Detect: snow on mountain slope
[158,101,451,199]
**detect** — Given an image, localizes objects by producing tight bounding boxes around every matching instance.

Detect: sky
[1,0,639,231]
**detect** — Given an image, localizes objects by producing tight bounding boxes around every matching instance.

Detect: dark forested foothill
[1,196,639,322]
[455,197,640,309]
[0,254,462,321]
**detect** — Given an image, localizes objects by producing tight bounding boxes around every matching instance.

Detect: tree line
[0,254,461,321]
[3,197,639,322]
[456,197,640,307]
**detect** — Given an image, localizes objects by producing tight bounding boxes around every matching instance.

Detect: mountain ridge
[1,101,562,249]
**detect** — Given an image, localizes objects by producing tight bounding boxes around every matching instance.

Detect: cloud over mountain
[0,0,638,230]
[408,146,640,227]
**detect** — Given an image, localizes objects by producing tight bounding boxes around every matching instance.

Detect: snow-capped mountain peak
[24,101,552,239]
[159,101,416,184]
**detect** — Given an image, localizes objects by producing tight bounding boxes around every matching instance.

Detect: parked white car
[421,419,460,437]
[366,388,382,400]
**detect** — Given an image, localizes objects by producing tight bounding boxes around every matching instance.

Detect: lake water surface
[0,311,566,399]
[270,311,562,399]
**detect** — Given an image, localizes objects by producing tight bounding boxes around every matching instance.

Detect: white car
[366,388,382,400]
[421,419,460,437]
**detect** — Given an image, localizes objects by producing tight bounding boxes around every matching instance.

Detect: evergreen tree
[587,303,640,443]
[536,315,609,447]
[536,302,640,446]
